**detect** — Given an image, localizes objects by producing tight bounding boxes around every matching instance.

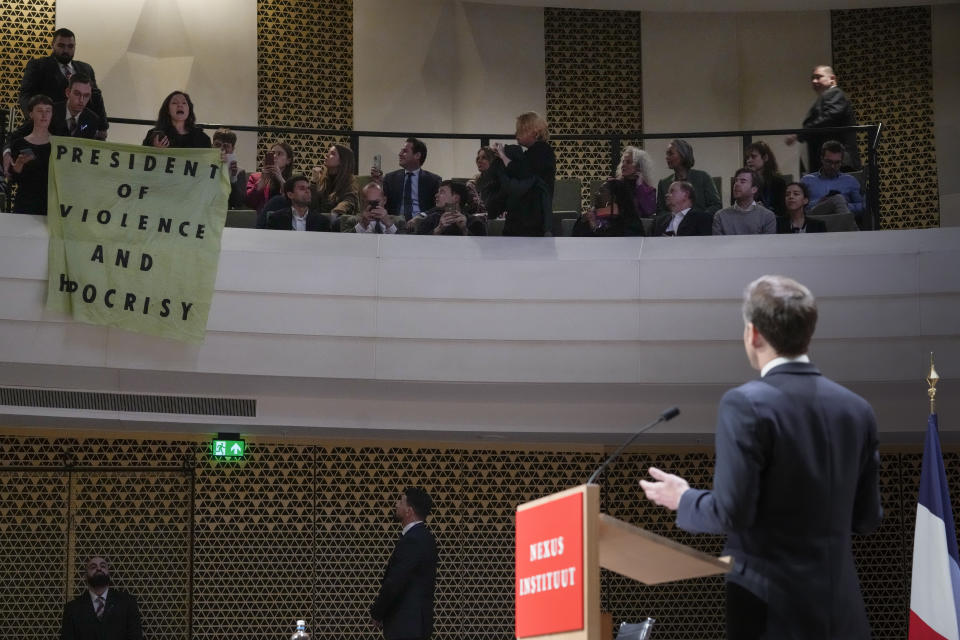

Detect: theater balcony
[0,214,957,445]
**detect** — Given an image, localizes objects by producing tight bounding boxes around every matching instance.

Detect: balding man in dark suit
[641,275,882,639]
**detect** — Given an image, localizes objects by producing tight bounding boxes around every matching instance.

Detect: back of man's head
[741,275,818,357]
[404,487,433,520]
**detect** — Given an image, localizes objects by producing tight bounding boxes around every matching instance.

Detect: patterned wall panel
[2,432,956,640]
[256,0,353,177]
[832,6,940,229]
[0,0,55,125]
[545,9,643,211]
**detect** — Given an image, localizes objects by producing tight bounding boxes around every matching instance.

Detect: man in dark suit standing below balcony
[61,555,143,640]
[371,487,439,640]
[20,28,108,139]
[785,65,860,173]
[640,275,882,640]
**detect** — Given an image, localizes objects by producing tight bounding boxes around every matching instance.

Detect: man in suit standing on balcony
[371,487,439,640]
[786,65,860,173]
[639,275,882,639]
[20,28,108,140]
[61,555,143,640]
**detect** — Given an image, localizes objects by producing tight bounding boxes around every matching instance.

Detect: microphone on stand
[586,407,680,485]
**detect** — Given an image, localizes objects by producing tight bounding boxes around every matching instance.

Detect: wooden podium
[514,484,730,640]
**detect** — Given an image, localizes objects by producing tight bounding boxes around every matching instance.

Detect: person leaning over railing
[7,95,53,215]
[492,111,555,237]
[142,90,211,149]
[655,138,722,216]
[310,143,358,231]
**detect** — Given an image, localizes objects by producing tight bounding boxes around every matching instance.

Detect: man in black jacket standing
[371,487,438,640]
[20,28,108,139]
[786,65,860,173]
[61,556,143,640]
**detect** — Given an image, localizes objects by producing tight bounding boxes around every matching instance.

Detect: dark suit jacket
[61,589,143,640]
[265,207,331,232]
[9,102,101,142]
[371,522,438,640]
[652,208,713,236]
[799,86,860,172]
[677,362,882,639]
[382,168,442,219]
[776,215,827,234]
[20,56,107,129]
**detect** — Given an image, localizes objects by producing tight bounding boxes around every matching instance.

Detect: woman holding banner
[143,90,211,149]
[8,94,54,215]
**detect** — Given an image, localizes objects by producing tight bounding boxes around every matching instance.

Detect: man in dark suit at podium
[370,487,438,640]
[61,555,143,640]
[640,275,882,639]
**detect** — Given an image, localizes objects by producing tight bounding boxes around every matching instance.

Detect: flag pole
[927,352,939,415]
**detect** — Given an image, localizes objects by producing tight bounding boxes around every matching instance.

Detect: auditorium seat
[487,218,505,236]
[808,212,859,232]
[225,209,257,228]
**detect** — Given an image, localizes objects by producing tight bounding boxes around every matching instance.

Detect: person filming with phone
[245,141,294,217]
[355,182,398,234]
[417,181,485,236]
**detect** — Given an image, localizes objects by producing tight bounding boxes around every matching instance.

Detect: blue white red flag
[909,414,960,640]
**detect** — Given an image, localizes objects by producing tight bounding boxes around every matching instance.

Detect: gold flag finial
[927,352,939,414]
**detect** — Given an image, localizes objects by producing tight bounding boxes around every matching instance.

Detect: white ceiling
[480,0,955,12]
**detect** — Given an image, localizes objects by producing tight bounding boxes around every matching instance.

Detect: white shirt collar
[401,520,423,536]
[761,354,810,377]
[733,200,757,212]
[89,588,109,607]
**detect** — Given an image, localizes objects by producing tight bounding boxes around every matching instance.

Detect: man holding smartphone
[355,182,398,234]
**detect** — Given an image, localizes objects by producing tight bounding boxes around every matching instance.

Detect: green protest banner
[45,136,229,343]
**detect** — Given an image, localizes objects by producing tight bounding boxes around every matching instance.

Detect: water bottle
[290,619,310,640]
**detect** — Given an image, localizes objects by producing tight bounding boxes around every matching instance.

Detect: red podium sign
[515,491,584,638]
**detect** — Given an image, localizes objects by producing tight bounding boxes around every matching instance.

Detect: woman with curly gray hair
[615,146,656,218]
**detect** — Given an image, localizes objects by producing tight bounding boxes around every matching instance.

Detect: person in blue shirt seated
[800,140,864,226]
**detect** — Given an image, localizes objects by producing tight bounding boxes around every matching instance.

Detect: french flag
[910,414,960,640]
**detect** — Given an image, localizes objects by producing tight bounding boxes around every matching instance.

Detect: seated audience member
[265,175,331,232]
[246,141,294,218]
[354,181,399,234]
[655,139,722,215]
[19,28,108,138]
[212,128,247,209]
[142,90,211,149]
[652,181,713,237]
[778,182,826,234]
[310,143,359,228]
[615,146,656,218]
[7,95,54,215]
[744,141,787,216]
[494,111,556,237]
[469,146,506,218]
[371,138,441,225]
[572,179,645,237]
[713,168,776,235]
[3,73,98,175]
[417,180,486,236]
[800,140,864,224]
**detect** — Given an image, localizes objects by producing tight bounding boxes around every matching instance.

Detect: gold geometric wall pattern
[256,0,353,177]
[1,432,952,639]
[832,6,940,229]
[545,9,643,212]
[0,0,55,124]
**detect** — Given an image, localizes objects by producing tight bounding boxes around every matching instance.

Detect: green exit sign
[212,439,245,458]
